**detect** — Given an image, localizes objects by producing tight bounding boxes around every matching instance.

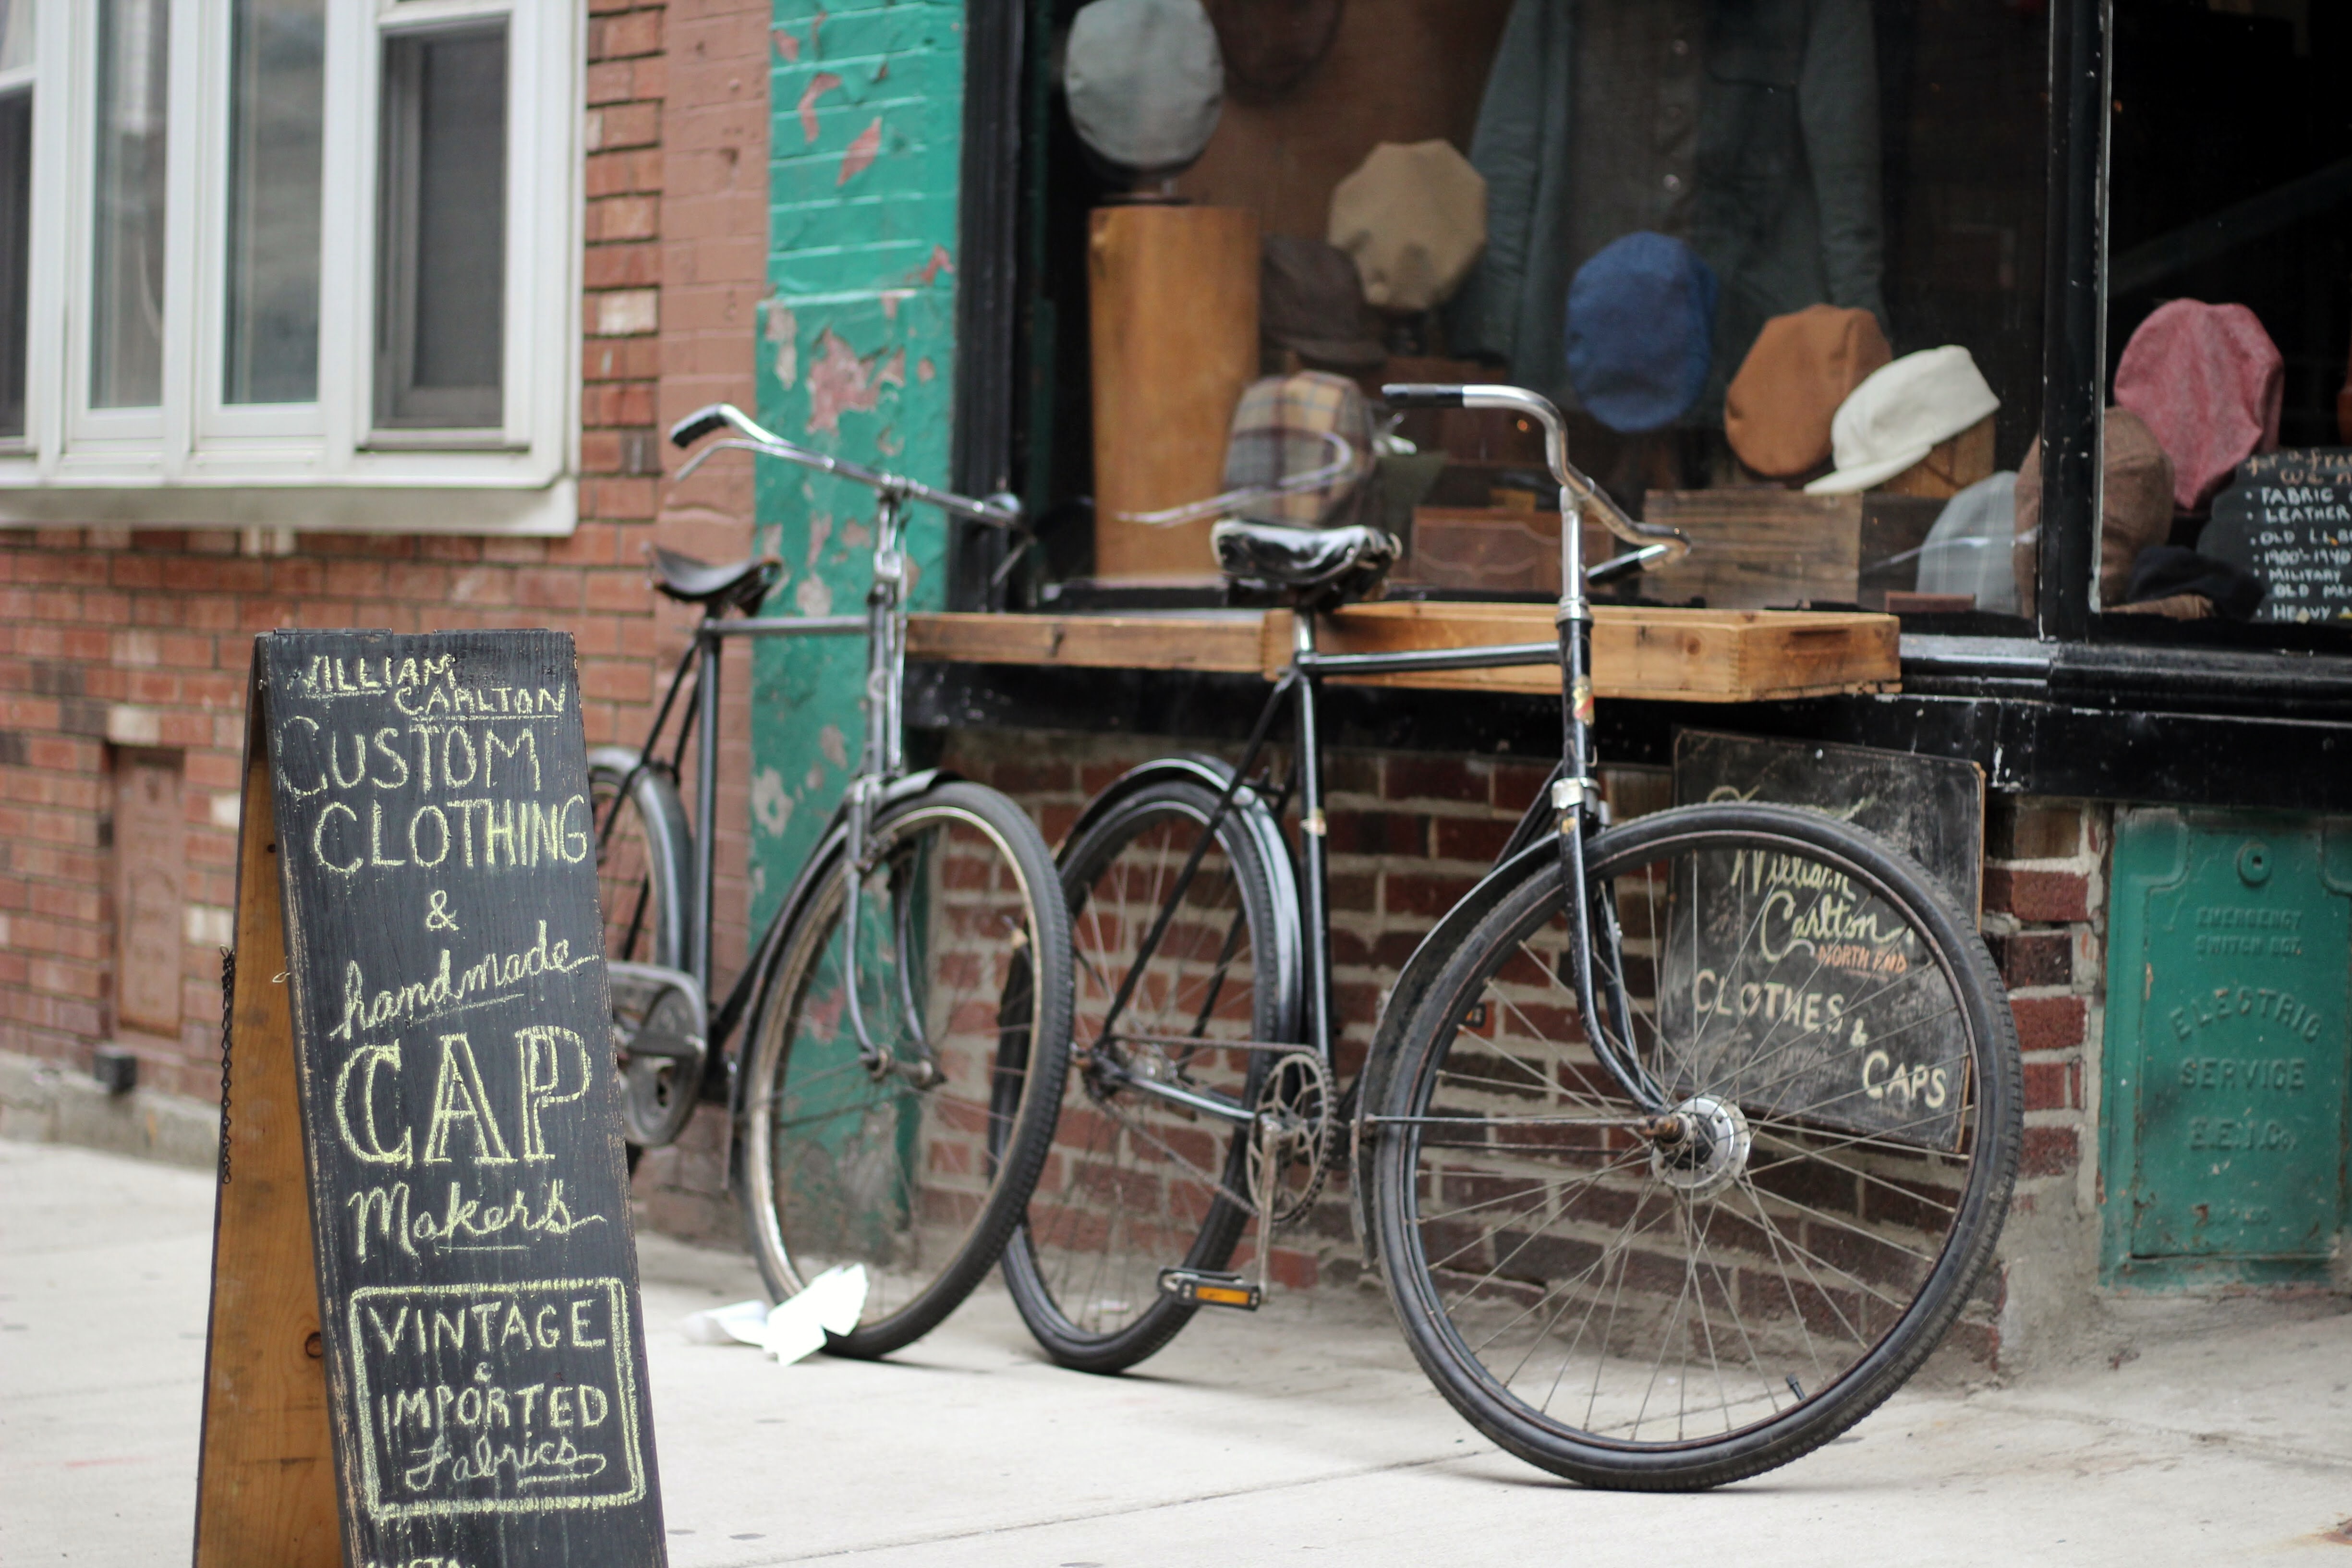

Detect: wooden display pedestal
[1087,204,1259,582]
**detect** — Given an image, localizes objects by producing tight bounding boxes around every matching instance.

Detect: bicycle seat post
[691,595,723,997]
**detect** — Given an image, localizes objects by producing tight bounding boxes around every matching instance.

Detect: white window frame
[0,0,581,534]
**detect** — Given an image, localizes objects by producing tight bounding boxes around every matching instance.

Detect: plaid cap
[1221,372,1376,527]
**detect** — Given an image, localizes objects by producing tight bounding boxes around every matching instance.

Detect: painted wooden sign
[1658,731,1988,1151]
[2202,449,2352,623]
[193,630,666,1568]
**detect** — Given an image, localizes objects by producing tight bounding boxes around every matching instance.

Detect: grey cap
[1065,0,1224,178]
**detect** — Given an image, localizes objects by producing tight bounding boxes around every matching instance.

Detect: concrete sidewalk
[6,1136,2352,1567]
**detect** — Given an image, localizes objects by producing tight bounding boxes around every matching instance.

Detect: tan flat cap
[1725,305,1891,480]
[1327,140,1486,314]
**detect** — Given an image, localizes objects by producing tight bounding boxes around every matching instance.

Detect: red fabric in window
[2112,299,2283,513]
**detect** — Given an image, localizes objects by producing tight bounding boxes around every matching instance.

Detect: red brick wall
[630,0,775,1241]
[1975,796,2108,1371]
[0,3,771,1131]
[649,724,2102,1365]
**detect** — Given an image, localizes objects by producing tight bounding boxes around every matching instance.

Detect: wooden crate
[1639,489,1945,610]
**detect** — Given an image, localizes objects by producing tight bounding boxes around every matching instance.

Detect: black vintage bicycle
[592,403,1074,1357]
[1003,383,2023,1489]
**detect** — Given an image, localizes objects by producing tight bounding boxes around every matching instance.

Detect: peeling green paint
[750,0,965,926]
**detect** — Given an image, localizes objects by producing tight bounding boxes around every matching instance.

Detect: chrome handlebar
[1381,383,1692,565]
[668,402,1023,529]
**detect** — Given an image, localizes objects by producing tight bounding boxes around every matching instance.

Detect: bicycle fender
[588,747,695,973]
[722,767,950,1128]
[1349,836,1560,1277]
[1065,753,1306,1039]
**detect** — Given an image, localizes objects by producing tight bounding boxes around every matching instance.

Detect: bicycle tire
[589,750,698,1148]
[1370,802,2020,1489]
[1001,775,1296,1374]
[739,779,1075,1357]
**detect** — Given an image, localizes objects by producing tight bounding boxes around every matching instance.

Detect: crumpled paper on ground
[679,1264,869,1365]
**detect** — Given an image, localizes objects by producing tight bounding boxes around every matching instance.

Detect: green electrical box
[2103,809,2352,1286]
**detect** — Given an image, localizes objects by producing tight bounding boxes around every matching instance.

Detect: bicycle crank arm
[1104,1029,1309,1055]
[1090,1056,1258,1127]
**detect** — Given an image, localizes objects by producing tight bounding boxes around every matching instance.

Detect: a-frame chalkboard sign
[193,630,667,1568]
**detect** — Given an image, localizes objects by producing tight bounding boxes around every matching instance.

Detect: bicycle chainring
[1249,1051,1335,1228]
[617,980,707,1147]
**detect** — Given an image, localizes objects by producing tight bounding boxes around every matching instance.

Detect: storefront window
[2104,1,2352,633]
[1023,0,2049,618]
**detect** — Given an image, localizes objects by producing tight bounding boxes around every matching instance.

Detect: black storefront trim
[2036,0,2108,643]
[946,0,1026,614]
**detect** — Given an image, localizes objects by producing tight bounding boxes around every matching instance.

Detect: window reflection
[2107,1,2352,629]
[225,0,325,405]
[92,0,170,411]
[376,24,508,431]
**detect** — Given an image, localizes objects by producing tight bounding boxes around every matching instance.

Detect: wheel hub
[1647,1095,1751,1201]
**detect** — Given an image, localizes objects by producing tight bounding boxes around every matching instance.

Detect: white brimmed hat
[1804,345,2000,495]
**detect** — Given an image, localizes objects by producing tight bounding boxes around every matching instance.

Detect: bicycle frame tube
[680,607,875,1006]
[1289,617,1335,1066]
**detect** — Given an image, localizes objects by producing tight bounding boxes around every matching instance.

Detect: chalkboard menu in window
[2201,450,2352,623]
[193,630,667,1568]
[1659,732,1988,1152]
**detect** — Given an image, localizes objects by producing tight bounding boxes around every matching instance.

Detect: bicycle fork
[1550,482,1667,1118]
[837,489,946,1090]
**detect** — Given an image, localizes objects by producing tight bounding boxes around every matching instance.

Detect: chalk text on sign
[335,1024,597,1169]
[346,1279,647,1519]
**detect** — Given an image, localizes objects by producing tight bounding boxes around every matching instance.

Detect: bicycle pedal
[1157,1268,1261,1311]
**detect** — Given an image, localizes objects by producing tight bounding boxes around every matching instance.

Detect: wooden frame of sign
[192,630,667,1568]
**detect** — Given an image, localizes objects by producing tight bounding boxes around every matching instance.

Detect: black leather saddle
[649,547,783,612]
[1212,520,1399,610]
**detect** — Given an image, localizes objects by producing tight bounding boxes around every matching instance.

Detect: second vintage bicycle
[593,404,1074,1357]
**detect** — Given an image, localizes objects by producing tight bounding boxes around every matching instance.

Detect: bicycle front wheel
[740,780,1074,1357]
[1371,803,2019,1489]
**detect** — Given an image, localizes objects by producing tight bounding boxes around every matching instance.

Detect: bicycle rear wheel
[1001,775,1297,1373]
[740,780,1074,1357]
[1370,802,2019,1489]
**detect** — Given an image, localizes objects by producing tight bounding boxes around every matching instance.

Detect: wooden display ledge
[905,603,1897,704]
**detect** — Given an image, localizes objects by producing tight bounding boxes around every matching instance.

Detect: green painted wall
[750,0,967,923]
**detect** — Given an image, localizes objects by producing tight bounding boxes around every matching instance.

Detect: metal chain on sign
[216,947,234,1184]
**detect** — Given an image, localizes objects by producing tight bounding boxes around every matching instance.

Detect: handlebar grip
[1381,383,1465,409]
[669,408,731,449]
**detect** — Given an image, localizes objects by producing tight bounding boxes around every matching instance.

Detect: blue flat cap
[1564,232,1717,434]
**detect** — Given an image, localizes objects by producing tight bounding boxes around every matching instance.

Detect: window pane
[0,89,27,439]
[92,0,169,410]
[1127,0,2046,614]
[224,0,323,404]
[2107,3,2352,632]
[0,1,35,74]
[376,25,506,429]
